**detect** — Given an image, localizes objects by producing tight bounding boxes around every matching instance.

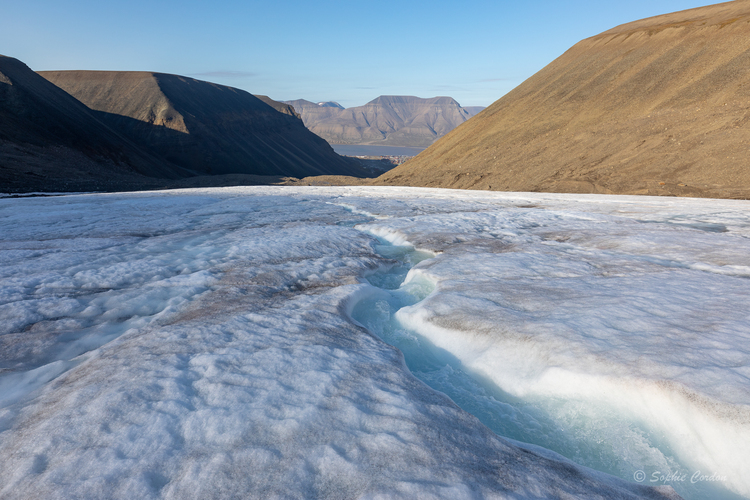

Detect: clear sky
[1,0,715,108]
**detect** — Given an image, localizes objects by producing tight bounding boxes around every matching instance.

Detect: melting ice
[1,186,747,499]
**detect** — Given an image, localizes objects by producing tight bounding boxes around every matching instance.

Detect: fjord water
[331,144,426,157]
[350,234,742,500]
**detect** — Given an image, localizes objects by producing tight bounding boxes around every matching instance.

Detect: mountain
[462,106,486,116]
[377,1,750,199]
[317,101,343,108]
[0,56,181,192]
[253,95,301,118]
[40,71,366,179]
[285,96,485,148]
[284,99,345,127]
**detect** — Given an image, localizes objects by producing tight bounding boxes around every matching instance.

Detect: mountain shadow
[40,71,368,179]
[1,55,185,192]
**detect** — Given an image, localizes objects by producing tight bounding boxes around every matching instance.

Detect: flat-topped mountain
[285,96,484,148]
[41,71,364,179]
[378,0,750,199]
[2,58,368,192]
[0,56,181,192]
[40,71,362,177]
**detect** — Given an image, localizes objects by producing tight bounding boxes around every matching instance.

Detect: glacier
[1,186,747,499]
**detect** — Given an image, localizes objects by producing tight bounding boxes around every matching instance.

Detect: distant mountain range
[377,1,750,199]
[284,96,484,148]
[1,56,366,193]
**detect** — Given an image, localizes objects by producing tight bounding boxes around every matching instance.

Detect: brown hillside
[40,71,366,178]
[377,1,750,199]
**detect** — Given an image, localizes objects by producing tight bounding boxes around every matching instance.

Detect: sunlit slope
[287,96,481,147]
[377,1,750,199]
[40,71,365,178]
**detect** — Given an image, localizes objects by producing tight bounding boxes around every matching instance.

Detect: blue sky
[2,0,713,107]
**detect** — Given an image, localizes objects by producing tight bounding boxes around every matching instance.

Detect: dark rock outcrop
[41,71,366,179]
[0,56,180,192]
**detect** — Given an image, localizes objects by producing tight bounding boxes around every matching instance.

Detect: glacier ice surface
[2,186,746,499]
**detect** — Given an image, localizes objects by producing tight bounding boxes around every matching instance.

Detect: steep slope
[286,96,483,147]
[0,56,180,192]
[40,71,366,178]
[378,0,750,199]
[253,95,300,118]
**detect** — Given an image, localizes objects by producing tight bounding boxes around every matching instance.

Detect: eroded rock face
[376,1,750,200]
[285,96,483,147]
[40,71,366,179]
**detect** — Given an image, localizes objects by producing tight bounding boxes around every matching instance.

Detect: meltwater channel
[348,230,741,500]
